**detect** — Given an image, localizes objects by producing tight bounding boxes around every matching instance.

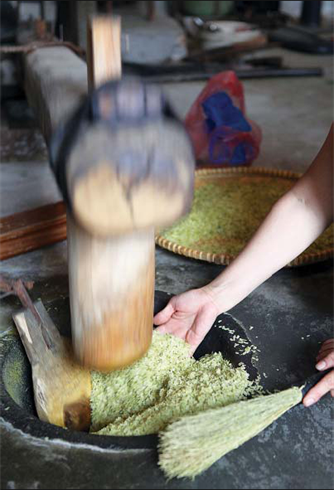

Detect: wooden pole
[68,220,155,370]
[86,15,121,89]
[66,16,154,370]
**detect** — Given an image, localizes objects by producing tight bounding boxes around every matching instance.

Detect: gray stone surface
[0,45,333,489]
[0,161,61,217]
[1,259,333,489]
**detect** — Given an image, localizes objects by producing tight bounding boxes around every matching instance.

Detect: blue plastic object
[202,92,256,165]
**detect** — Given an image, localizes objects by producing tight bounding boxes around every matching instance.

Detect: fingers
[153,298,176,326]
[318,338,334,354]
[316,339,334,364]
[322,339,334,347]
[316,350,334,371]
[303,370,334,407]
[317,349,334,363]
[155,321,188,341]
[186,307,216,354]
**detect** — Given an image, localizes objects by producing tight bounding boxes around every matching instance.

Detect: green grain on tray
[161,180,333,257]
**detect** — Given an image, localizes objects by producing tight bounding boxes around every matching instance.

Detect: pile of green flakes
[161,178,333,257]
[90,332,261,436]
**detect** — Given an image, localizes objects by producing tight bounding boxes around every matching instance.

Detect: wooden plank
[0,202,67,260]
[13,300,92,432]
[0,201,66,239]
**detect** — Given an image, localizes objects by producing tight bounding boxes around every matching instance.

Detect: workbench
[1,48,333,489]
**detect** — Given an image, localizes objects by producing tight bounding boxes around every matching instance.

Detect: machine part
[269,25,334,54]
[123,60,323,83]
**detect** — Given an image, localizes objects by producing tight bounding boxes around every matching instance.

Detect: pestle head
[50,78,195,237]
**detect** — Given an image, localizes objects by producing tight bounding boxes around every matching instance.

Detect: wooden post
[86,15,121,89]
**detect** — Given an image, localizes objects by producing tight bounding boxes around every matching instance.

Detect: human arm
[154,125,333,352]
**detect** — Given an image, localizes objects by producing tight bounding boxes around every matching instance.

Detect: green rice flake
[91,332,261,437]
[161,179,333,257]
[90,332,192,432]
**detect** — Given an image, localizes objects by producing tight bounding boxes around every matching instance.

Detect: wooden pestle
[67,16,155,370]
[23,16,195,371]
[68,215,155,370]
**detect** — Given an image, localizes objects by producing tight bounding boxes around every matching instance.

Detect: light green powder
[91,332,261,436]
[90,332,193,432]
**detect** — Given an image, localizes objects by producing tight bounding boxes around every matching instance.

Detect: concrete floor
[0,46,333,489]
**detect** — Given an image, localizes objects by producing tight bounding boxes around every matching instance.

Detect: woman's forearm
[206,191,330,311]
[205,125,333,313]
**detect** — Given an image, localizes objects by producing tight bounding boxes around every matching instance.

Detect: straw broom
[159,386,304,480]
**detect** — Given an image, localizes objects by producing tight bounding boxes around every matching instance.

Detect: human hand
[153,287,220,354]
[303,339,334,407]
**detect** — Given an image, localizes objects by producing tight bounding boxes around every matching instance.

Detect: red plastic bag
[185,71,262,166]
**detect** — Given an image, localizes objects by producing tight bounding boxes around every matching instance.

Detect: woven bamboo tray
[156,167,334,267]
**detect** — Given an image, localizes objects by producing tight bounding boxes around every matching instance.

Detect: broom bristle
[159,387,303,480]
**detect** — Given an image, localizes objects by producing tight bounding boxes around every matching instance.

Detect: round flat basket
[156,167,334,267]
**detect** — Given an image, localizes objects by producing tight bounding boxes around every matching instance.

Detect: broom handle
[301,370,330,397]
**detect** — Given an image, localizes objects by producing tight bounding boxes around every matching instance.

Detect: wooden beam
[23,45,88,145]
[0,202,66,260]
